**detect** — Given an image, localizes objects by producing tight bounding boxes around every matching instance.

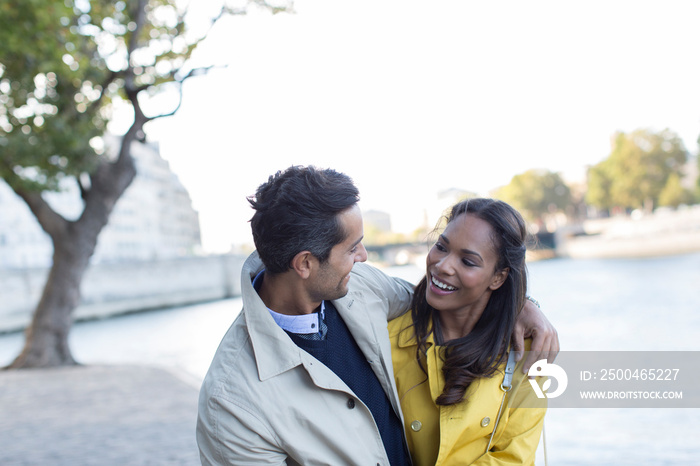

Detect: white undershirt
[268,304,326,334]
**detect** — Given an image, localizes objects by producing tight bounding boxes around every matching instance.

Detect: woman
[389,198,547,465]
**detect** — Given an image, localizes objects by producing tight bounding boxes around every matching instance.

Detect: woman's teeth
[431,275,456,291]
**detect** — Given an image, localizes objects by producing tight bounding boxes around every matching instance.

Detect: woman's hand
[512,299,559,373]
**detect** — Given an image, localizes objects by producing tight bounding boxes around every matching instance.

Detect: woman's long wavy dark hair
[410,198,528,406]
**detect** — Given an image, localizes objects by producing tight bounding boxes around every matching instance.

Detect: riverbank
[555,205,700,259]
[0,365,201,466]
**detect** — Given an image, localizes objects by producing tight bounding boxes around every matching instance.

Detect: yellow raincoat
[389,312,546,465]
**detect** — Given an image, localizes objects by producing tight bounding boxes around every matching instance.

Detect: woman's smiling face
[425,213,507,317]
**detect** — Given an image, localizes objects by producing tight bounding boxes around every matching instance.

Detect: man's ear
[290,251,316,279]
[489,267,509,291]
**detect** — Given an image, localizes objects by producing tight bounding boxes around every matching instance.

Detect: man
[197,166,557,465]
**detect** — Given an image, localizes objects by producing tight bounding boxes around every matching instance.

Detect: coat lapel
[334,290,403,417]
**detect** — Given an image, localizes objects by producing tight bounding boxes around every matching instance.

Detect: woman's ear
[290,251,315,279]
[489,267,509,291]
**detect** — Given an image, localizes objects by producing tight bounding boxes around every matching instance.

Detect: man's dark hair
[248,166,360,274]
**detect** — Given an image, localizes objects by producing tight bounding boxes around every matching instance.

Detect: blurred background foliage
[494,127,697,230]
[0,0,214,193]
[585,129,691,213]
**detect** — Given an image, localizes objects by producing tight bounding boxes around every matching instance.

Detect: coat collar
[241,252,385,382]
[241,252,304,381]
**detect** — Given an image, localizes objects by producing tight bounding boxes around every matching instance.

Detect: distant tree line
[494,128,698,229]
[363,127,697,245]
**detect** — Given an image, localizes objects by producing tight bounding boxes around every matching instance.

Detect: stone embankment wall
[0,254,246,333]
[556,205,700,259]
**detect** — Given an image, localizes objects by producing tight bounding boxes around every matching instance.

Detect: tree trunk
[8,227,95,367]
[6,136,137,370]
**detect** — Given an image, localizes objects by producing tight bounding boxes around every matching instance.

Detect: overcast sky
[128,0,700,252]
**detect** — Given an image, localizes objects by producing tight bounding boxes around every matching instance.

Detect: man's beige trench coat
[196,252,414,465]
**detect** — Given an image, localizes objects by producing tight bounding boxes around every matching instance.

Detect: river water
[2,252,699,465]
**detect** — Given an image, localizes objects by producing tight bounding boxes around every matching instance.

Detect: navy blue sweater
[287,302,409,465]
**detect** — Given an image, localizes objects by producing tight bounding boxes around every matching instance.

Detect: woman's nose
[435,255,455,275]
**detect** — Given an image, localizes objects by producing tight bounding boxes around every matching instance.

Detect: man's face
[309,204,368,302]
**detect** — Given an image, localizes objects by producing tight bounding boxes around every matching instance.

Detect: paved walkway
[0,365,202,465]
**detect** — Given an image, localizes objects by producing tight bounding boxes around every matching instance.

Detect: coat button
[410,420,422,432]
[347,398,355,409]
[481,417,491,427]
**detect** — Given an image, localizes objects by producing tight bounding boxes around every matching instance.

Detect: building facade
[0,138,201,269]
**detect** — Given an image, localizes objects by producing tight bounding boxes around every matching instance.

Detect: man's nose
[356,243,368,262]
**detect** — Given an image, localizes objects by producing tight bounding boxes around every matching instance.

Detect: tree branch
[14,187,68,240]
[227,0,296,16]
[127,0,148,59]
[0,159,67,239]
[86,70,119,116]
[77,173,90,200]
[124,0,149,93]
[145,64,223,121]
[126,0,293,123]
[81,131,138,233]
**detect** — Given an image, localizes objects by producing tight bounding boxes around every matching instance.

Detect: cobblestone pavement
[0,365,202,466]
